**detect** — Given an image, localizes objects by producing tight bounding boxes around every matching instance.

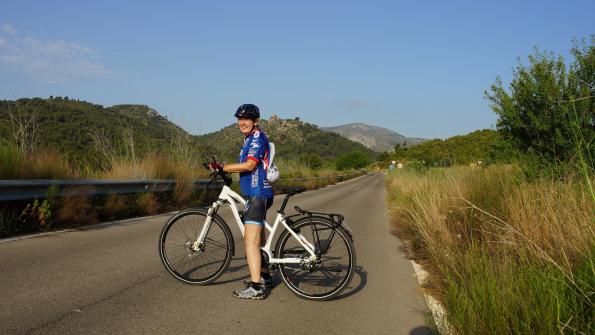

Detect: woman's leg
[244,224,262,283]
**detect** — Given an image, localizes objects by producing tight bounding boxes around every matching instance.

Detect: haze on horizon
[0,1,593,139]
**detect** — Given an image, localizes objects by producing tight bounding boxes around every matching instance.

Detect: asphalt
[0,173,432,335]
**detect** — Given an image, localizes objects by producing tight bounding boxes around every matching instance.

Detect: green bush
[336,151,371,170]
[302,153,324,170]
[486,37,595,176]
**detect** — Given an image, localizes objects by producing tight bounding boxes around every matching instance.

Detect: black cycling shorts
[244,196,274,226]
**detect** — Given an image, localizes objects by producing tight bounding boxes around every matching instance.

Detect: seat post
[278,194,291,215]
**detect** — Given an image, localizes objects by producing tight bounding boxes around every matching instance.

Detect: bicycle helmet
[234,104,260,119]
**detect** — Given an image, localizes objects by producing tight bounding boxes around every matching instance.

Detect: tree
[377,151,390,162]
[486,37,594,167]
[336,151,371,170]
[0,101,39,155]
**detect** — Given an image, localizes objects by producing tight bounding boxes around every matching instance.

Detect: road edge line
[410,260,453,335]
[0,211,179,244]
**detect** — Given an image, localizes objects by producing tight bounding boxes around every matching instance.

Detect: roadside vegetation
[0,115,367,236]
[385,37,594,334]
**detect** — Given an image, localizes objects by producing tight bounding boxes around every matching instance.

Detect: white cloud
[0,24,112,83]
[1,24,18,37]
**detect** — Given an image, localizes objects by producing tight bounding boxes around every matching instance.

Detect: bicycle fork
[191,201,221,252]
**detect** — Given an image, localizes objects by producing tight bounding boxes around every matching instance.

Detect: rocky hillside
[196,115,375,162]
[321,122,425,152]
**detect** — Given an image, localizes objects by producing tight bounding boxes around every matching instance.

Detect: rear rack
[293,205,345,229]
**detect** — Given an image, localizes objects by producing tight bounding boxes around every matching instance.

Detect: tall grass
[386,165,594,334]
[0,141,73,179]
[0,132,363,233]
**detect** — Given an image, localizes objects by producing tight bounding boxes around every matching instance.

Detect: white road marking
[410,260,453,335]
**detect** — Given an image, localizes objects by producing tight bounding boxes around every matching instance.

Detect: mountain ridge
[321,122,425,152]
[0,98,375,168]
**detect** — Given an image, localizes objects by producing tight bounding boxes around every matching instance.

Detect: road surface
[0,173,432,334]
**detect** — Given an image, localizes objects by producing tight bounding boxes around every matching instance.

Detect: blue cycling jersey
[239,128,273,198]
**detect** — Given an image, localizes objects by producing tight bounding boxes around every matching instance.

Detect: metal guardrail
[0,179,223,202]
[277,170,367,182]
[0,170,367,203]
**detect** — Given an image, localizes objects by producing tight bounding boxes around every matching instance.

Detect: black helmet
[234,104,260,119]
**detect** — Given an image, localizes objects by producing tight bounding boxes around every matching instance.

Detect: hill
[196,115,375,162]
[0,97,191,167]
[390,129,502,166]
[321,123,425,152]
[0,98,375,168]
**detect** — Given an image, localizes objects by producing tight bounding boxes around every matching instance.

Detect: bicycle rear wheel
[275,216,356,300]
[159,208,234,285]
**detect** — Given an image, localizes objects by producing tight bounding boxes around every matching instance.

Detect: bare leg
[244,224,262,283]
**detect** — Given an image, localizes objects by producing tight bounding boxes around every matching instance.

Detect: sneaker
[233,283,266,300]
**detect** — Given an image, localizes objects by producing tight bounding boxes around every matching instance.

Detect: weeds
[386,165,594,334]
[135,193,159,216]
[55,186,97,225]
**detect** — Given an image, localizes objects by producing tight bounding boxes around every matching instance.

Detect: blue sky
[0,1,593,138]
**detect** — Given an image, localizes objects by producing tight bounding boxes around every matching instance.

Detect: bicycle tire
[159,208,234,285]
[275,216,356,300]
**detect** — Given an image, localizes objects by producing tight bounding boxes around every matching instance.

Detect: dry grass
[388,165,594,267]
[55,186,97,225]
[102,194,128,219]
[135,193,159,215]
[0,141,74,179]
[172,172,194,206]
[503,179,594,265]
[29,149,74,179]
[386,165,594,334]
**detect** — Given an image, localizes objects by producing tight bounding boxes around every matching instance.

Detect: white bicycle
[158,162,356,300]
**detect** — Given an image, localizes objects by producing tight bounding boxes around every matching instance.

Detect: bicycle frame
[196,185,317,264]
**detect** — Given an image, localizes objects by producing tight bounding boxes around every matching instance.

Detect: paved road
[0,173,431,335]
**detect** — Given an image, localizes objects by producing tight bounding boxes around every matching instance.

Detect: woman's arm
[223,159,257,173]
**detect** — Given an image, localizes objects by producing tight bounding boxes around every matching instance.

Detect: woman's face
[237,117,257,135]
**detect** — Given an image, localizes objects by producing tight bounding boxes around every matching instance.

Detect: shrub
[486,37,595,176]
[102,194,128,219]
[303,153,323,170]
[135,193,159,216]
[336,151,371,170]
[55,186,97,225]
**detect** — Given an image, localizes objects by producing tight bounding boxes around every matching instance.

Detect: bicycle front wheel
[275,216,356,300]
[159,208,234,285]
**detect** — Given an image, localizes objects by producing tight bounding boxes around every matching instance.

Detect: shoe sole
[232,293,266,300]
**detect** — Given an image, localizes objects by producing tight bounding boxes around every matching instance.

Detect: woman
[209,103,274,300]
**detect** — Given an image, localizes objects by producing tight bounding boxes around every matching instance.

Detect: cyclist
[208,103,274,300]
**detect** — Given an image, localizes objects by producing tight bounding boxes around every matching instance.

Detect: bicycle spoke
[160,210,233,284]
[277,218,355,300]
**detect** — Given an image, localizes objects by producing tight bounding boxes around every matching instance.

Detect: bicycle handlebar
[203,156,232,186]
